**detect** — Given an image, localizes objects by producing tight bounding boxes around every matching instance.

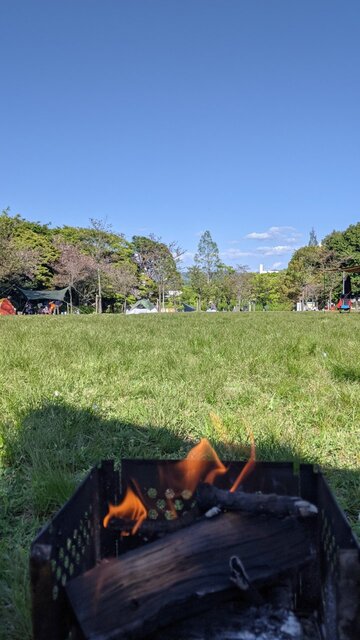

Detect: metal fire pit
[30,461,360,640]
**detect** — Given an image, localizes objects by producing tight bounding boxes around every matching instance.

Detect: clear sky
[1,0,359,270]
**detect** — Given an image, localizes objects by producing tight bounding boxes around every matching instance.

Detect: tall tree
[308,228,318,247]
[89,218,113,313]
[194,231,220,284]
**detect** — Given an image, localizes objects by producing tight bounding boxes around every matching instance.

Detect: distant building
[259,264,280,274]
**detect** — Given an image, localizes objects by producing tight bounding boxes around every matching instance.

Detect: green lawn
[0,312,359,638]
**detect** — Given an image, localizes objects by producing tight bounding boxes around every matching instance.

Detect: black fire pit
[30,461,360,640]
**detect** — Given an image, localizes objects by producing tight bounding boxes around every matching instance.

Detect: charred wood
[197,483,318,518]
[66,511,316,640]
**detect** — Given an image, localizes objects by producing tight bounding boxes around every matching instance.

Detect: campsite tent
[18,287,69,302]
[0,298,16,315]
[126,299,157,315]
[182,304,196,312]
[17,287,70,313]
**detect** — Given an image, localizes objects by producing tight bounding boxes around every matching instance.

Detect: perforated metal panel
[30,460,359,640]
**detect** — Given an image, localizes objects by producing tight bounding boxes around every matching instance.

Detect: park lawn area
[0,312,359,638]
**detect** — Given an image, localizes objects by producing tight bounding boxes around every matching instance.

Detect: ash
[150,603,321,640]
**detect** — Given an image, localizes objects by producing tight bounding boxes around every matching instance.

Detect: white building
[259,264,280,274]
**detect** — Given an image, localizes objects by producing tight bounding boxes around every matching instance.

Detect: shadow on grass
[2,400,359,530]
[1,401,359,640]
[331,363,360,383]
[2,402,193,522]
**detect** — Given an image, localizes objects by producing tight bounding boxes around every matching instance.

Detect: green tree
[53,220,134,311]
[285,245,324,304]
[132,235,183,308]
[252,272,290,310]
[187,266,209,310]
[194,231,220,284]
[308,228,318,247]
[52,242,97,312]
[323,222,360,300]
[205,264,254,311]
[0,209,47,287]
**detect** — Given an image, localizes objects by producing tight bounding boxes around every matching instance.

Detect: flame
[103,434,256,535]
[176,438,228,490]
[230,431,256,492]
[103,485,147,534]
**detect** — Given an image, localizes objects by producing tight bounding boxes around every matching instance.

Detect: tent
[0,298,16,316]
[126,299,157,315]
[18,287,69,302]
[182,304,196,312]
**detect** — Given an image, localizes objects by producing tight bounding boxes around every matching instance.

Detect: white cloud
[272,261,283,268]
[246,231,272,239]
[257,245,296,256]
[245,226,301,244]
[220,249,256,259]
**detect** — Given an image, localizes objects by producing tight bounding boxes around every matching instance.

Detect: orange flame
[103,485,147,534]
[230,431,256,492]
[163,438,228,495]
[103,434,256,534]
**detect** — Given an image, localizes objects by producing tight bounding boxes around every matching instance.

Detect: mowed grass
[0,312,359,638]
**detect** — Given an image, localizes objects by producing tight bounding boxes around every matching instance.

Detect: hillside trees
[2,209,360,311]
[0,209,49,287]
[54,219,136,311]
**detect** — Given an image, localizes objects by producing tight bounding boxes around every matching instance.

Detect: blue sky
[1,0,359,271]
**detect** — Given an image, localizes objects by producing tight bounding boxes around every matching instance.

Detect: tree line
[0,208,359,312]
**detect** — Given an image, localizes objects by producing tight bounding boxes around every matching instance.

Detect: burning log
[105,487,317,538]
[197,483,318,518]
[66,511,316,640]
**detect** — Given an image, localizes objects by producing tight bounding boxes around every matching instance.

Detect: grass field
[0,312,359,638]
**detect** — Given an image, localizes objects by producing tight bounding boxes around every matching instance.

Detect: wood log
[106,486,317,537]
[66,512,316,640]
[197,483,318,518]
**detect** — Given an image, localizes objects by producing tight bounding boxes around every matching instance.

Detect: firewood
[197,483,318,518]
[66,511,316,640]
